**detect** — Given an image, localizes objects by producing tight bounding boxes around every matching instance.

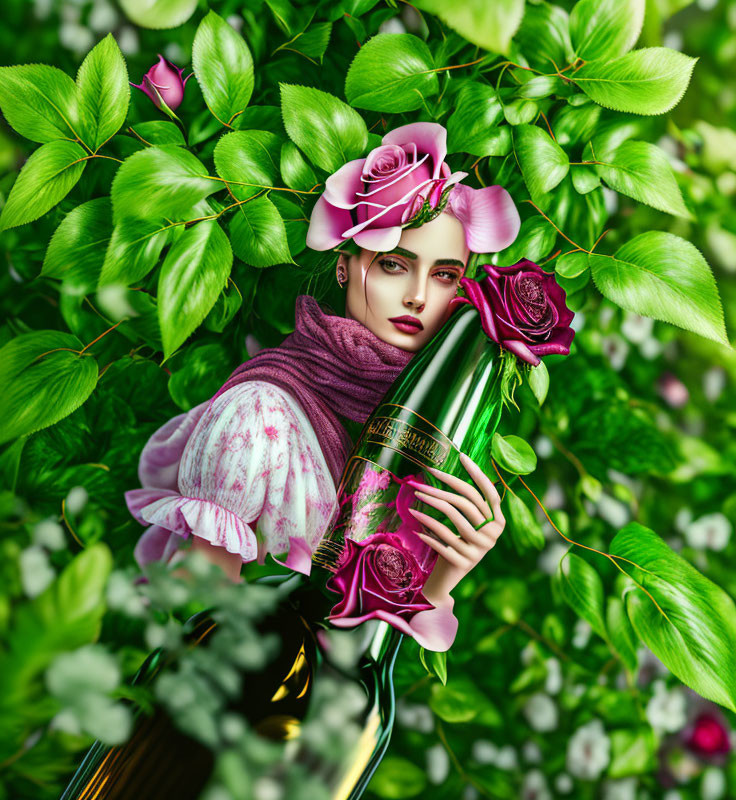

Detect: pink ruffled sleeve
[125,381,339,574]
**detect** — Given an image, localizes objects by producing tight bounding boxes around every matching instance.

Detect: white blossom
[545,657,563,695]
[601,334,629,371]
[566,719,610,780]
[378,16,407,34]
[570,310,586,333]
[596,493,630,529]
[603,777,637,800]
[621,312,654,344]
[522,769,551,800]
[572,619,592,649]
[674,507,693,533]
[523,693,558,732]
[89,1,119,32]
[426,743,450,784]
[117,26,139,55]
[522,740,542,763]
[554,773,573,794]
[534,435,554,459]
[542,480,565,510]
[395,700,434,733]
[33,518,65,550]
[65,486,89,515]
[538,542,568,576]
[685,512,732,551]
[20,546,55,597]
[602,188,619,215]
[640,336,664,360]
[59,22,94,54]
[703,367,726,402]
[646,680,687,734]
[702,767,726,800]
[471,739,498,765]
[253,777,283,800]
[663,791,683,800]
[494,745,517,770]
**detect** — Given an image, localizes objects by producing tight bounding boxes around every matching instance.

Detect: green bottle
[59,302,507,800]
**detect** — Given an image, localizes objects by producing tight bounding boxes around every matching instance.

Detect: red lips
[388,315,424,330]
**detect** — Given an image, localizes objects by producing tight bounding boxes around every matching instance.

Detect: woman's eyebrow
[434,259,465,267]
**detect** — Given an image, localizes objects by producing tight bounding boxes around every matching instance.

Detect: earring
[336,263,348,288]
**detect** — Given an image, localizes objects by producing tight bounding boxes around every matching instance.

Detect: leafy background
[1,0,736,799]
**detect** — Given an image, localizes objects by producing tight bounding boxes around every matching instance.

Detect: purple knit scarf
[211,295,415,485]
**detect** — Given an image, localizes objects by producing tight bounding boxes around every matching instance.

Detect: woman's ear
[336,252,350,287]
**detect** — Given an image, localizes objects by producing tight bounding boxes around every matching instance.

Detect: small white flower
[663,31,684,50]
[33,518,65,551]
[663,791,683,800]
[471,739,498,765]
[20,546,55,597]
[701,767,726,800]
[89,1,119,32]
[572,619,592,649]
[495,745,517,770]
[596,493,630,529]
[522,740,542,763]
[601,334,629,371]
[538,542,568,576]
[59,22,94,54]
[599,305,616,328]
[226,14,244,32]
[396,700,433,733]
[542,480,565,510]
[65,486,89,515]
[698,0,718,9]
[570,311,586,333]
[602,188,619,215]
[534,435,554,459]
[621,312,654,344]
[640,336,664,360]
[685,513,732,551]
[674,507,693,533]
[545,658,563,695]
[566,718,610,780]
[426,743,450,784]
[646,680,687,734]
[117,26,139,55]
[523,693,558,732]
[554,773,573,794]
[603,777,637,800]
[522,769,551,800]
[378,16,407,34]
[703,367,726,402]
[253,777,283,800]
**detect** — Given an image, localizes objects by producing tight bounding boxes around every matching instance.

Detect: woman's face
[341,212,470,352]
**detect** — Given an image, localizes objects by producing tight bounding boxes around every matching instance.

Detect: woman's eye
[380,258,404,273]
[435,270,459,282]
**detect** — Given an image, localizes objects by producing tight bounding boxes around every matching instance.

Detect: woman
[125,121,520,649]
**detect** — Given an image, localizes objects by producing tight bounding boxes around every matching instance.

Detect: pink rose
[306,122,467,253]
[131,54,192,112]
[451,259,575,366]
[683,712,731,758]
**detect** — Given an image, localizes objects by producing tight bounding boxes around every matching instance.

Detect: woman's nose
[404,279,426,312]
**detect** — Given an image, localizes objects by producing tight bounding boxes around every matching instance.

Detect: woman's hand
[406,451,505,607]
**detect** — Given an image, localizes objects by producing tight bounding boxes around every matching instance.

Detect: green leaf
[278,22,333,60]
[270,193,308,256]
[41,197,112,289]
[168,342,232,410]
[419,647,448,685]
[345,33,438,113]
[280,141,318,191]
[556,251,589,278]
[281,84,368,173]
[158,216,233,358]
[214,130,281,201]
[606,596,638,673]
[0,64,80,144]
[447,83,508,157]
[0,140,87,231]
[503,98,538,126]
[553,102,602,148]
[98,217,171,286]
[513,124,570,198]
[608,727,657,778]
[528,359,549,405]
[76,34,129,151]
[518,75,562,99]
[570,0,645,61]
[495,216,557,264]
[111,145,218,222]
[118,0,198,28]
[369,756,426,799]
[128,120,186,146]
[491,432,537,475]
[571,165,601,194]
[515,3,574,71]
[414,0,525,56]
[0,331,98,445]
[558,551,607,640]
[0,544,112,760]
[192,10,255,126]
[589,231,729,346]
[229,195,292,268]
[574,48,697,115]
[505,490,546,554]
[611,522,736,711]
[592,140,691,218]
[430,679,498,724]
[483,577,530,624]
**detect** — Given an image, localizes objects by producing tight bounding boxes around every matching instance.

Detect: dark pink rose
[450,259,575,366]
[684,713,731,758]
[131,54,192,112]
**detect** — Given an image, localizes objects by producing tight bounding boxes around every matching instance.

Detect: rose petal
[448,184,521,253]
[306,195,355,250]
[382,122,448,179]
[504,338,542,366]
[323,158,369,209]
[352,226,403,251]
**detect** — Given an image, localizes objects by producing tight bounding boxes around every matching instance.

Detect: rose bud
[130,54,192,112]
[683,712,731,759]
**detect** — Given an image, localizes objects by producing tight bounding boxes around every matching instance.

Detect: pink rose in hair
[306,122,520,254]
